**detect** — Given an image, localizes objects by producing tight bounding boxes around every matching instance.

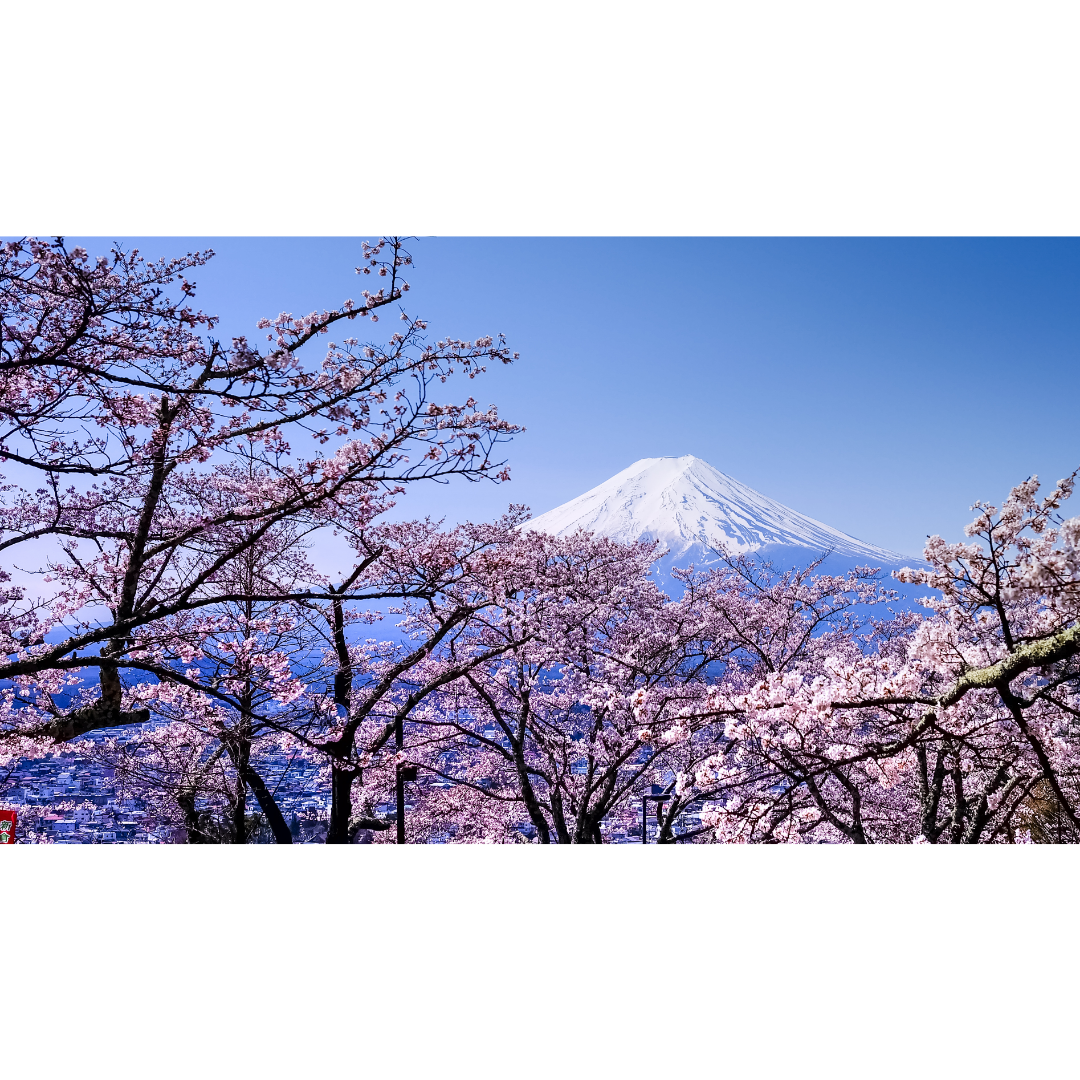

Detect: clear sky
[79,237,1080,558]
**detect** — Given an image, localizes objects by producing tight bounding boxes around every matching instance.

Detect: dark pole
[641,792,671,844]
[395,717,405,845]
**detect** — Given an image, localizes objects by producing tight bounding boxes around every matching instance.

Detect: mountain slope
[523,456,905,564]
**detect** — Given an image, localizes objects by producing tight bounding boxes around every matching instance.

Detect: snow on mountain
[523,456,905,564]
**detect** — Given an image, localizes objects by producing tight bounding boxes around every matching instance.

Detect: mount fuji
[523,456,913,581]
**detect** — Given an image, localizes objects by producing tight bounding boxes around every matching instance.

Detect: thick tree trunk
[326,763,358,844]
[221,707,293,843]
[963,762,1011,844]
[509,704,551,844]
[325,594,359,845]
[949,763,966,844]
[917,746,948,843]
[549,791,572,845]
[657,799,681,844]
[233,779,247,844]
[512,750,550,843]
[242,763,293,844]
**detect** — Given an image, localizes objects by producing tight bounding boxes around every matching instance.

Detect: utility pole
[394,717,417,843]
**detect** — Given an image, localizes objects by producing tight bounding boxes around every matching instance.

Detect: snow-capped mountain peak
[523,456,902,562]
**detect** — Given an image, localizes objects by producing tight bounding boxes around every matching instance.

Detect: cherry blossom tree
[409,531,732,842]
[680,473,1080,844]
[0,237,519,756]
[301,515,635,843]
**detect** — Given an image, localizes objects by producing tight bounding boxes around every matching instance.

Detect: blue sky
[82,237,1080,558]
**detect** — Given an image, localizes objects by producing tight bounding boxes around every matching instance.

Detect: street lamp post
[641,785,671,844]
[396,762,418,843]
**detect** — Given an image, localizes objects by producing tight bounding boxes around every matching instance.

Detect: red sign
[0,811,16,845]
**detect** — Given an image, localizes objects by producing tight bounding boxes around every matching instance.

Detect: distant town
[4,725,711,844]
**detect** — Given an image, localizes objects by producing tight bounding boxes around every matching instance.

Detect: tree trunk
[242,763,293,844]
[326,763,358,844]
[549,790,572,845]
[178,790,213,844]
[233,777,247,844]
[231,731,249,844]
